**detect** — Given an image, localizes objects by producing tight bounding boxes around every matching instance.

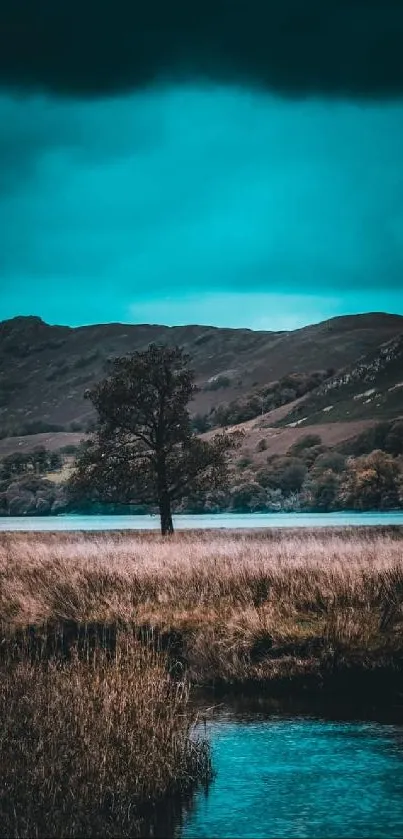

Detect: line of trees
[1,346,402,523]
[0,447,63,479]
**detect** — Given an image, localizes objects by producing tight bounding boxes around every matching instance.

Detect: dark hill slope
[0,313,402,436]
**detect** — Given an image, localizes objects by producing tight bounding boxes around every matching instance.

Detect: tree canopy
[69,344,242,533]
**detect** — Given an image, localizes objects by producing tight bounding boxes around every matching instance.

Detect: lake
[0,511,403,531]
[181,713,403,838]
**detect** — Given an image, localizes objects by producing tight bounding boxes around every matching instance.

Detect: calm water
[0,511,403,531]
[182,715,403,838]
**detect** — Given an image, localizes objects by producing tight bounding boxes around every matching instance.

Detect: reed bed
[1,528,402,682]
[0,624,210,838]
[1,528,402,836]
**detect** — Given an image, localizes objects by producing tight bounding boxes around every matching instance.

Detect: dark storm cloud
[1,1,403,99]
[1,86,403,330]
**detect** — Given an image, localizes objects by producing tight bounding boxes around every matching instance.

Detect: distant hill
[0,312,402,457]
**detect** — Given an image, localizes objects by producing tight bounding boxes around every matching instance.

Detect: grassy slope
[0,415,377,463]
[203,415,378,469]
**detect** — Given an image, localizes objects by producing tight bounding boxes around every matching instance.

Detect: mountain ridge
[0,312,402,449]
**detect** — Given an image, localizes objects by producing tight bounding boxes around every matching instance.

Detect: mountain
[0,312,402,455]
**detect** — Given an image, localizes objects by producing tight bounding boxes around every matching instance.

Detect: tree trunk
[159,493,174,536]
[157,455,174,535]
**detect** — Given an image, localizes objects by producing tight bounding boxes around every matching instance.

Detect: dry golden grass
[1,532,220,838]
[1,528,403,684]
[1,528,402,837]
[0,630,210,838]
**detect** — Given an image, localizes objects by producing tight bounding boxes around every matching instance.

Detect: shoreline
[1,512,403,533]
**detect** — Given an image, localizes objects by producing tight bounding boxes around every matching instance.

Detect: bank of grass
[1,528,403,835]
[1,528,403,687]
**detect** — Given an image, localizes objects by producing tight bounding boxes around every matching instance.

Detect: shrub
[191,414,211,434]
[277,462,308,494]
[49,452,63,471]
[60,444,79,456]
[70,421,84,432]
[297,444,327,467]
[303,470,341,512]
[237,456,253,470]
[339,423,391,457]
[312,451,346,475]
[385,421,403,457]
[230,481,267,512]
[288,434,322,456]
[339,450,402,511]
[257,457,306,494]
[2,421,66,437]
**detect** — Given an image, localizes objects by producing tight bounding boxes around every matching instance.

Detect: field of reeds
[1,527,403,837]
[2,528,403,682]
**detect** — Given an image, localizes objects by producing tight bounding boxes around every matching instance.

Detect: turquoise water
[1,511,403,530]
[182,716,403,838]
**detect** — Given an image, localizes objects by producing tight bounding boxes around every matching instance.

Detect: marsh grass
[1,528,403,836]
[1,528,403,682]
[0,626,210,838]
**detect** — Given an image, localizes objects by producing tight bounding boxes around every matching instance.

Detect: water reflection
[191,690,403,726]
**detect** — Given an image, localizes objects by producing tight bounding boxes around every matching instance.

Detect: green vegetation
[0,331,402,519]
[1,315,402,453]
[339,420,403,457]
[199,426,403,514]
[1,421,402,516]
[0,448,68,516]
[0,446,63,478]
[0,475,67,516]
[337,450,402,511]
[277,334,403,428]
[0,420,66,439]
[202,370,333,430]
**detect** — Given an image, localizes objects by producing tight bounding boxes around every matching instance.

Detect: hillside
[0,313,402,444]
[1,311,403,517]
[277,332,403,428]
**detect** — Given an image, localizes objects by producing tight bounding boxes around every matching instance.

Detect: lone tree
[69,344,242,534]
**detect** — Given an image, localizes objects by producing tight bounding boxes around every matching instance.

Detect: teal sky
[1,85,403,330]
